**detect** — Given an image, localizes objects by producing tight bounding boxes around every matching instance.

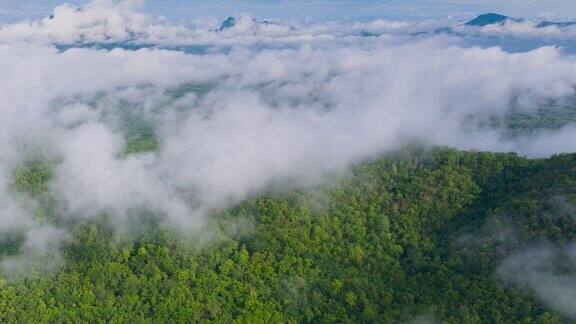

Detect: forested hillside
[1,147,575,322]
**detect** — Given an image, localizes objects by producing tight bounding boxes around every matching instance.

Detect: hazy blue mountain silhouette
[217,16,296,32]
[465,13,576,28]
[465,13,520,26]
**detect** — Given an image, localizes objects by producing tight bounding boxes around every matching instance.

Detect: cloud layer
[1,0,576,275]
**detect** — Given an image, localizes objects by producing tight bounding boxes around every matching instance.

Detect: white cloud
[0,0,187,44]
[498,244,576,319]
[455,20,576,40]
[0,0,576,273]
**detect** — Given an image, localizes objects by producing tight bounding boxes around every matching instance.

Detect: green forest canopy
[1,146,576,322]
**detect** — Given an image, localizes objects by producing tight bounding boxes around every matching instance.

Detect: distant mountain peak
[218,17,237,31]
[464,13,576,29]
[536,20,576,28]
[217,16,296,32]
[465,13,515,27]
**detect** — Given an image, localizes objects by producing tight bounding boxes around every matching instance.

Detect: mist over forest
[1,1,576,322]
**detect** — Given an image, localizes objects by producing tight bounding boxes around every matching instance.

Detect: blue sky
[1,0,575,22]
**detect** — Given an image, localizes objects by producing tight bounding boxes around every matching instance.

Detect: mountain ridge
[217,16,297,32]
[464,12,576,28]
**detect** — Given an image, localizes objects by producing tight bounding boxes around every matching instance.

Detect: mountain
[465,13,576,28]
[217,16,296,32]
[218,16,237,31]
[359,30,379,37]
[1,146,575,322]
[464,13,520,27]
[536,20,576,28]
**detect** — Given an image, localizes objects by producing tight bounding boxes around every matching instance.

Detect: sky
[1,0,576,23]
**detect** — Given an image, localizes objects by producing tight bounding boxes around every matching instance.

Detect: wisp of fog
[1,3,576,309]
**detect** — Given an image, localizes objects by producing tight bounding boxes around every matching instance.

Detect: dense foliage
[473,98,576,139]
[1,146,575,322]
